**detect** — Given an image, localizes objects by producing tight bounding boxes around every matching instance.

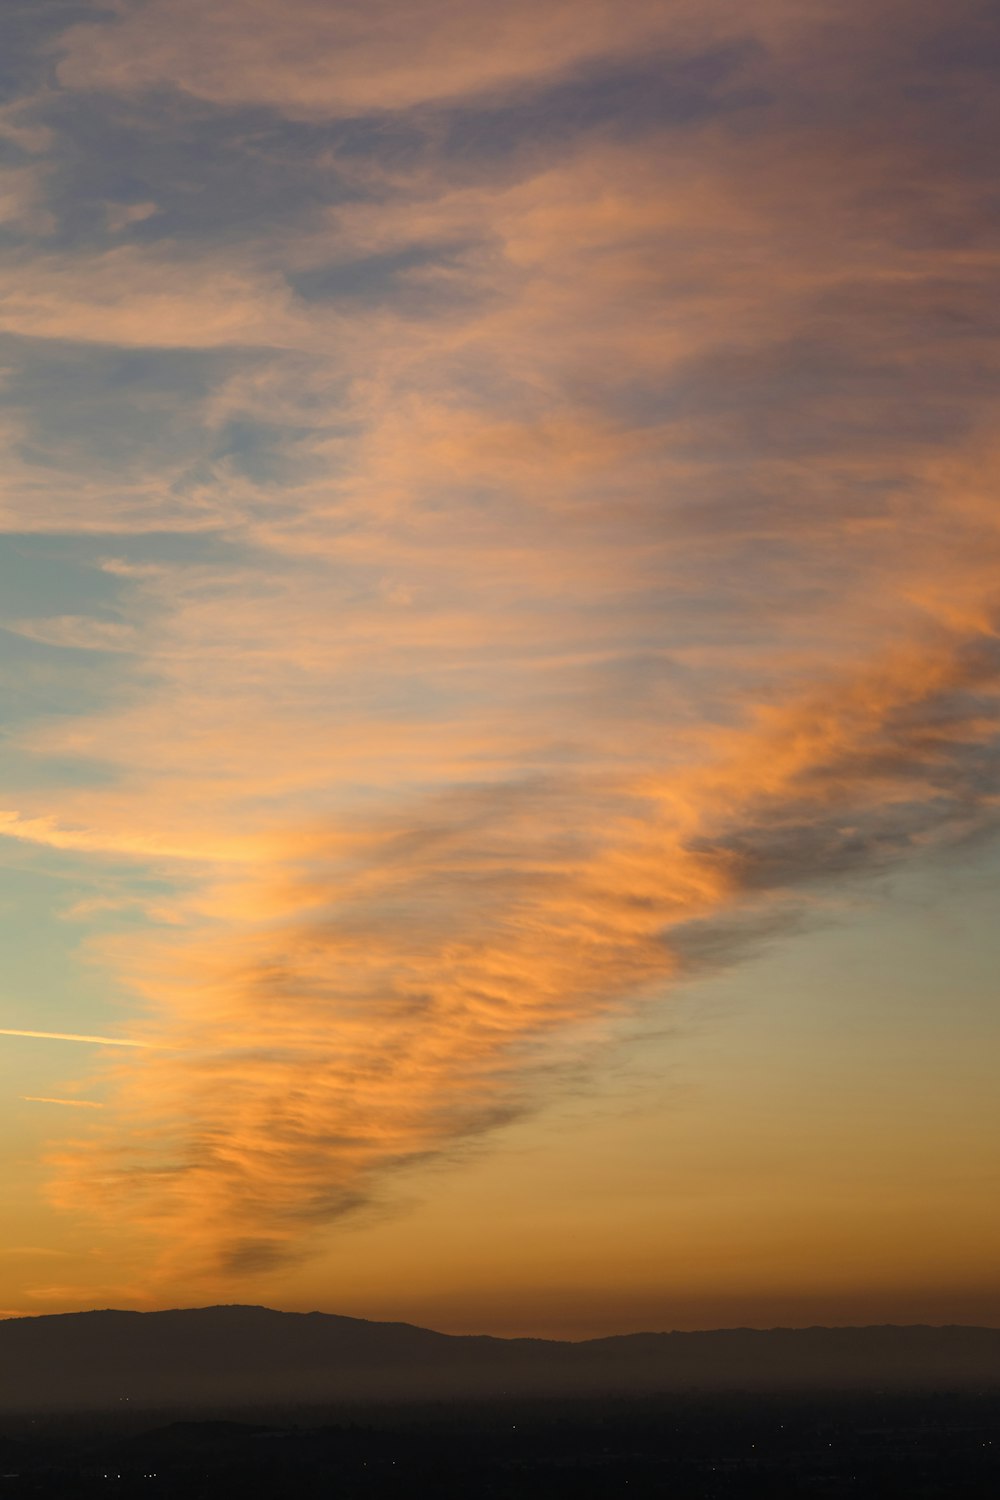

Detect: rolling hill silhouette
[0,1306,998,1411]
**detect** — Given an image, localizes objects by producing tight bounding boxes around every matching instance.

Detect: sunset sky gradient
[0,0,998,1337]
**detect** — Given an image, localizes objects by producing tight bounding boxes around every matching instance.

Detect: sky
[0,0,998,1339]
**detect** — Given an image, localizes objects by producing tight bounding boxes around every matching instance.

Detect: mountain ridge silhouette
[1,1304,998,1409]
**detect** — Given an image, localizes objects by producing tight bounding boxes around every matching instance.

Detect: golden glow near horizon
[0,0,998,1334]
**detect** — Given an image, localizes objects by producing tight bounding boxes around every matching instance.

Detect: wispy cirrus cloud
[51,0,794,118]
[48,617,1000,1282]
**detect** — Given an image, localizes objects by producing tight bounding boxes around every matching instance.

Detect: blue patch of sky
[3,332,359,519]
[16,90,379,252]
[912,8,1000,75]
[198,416,328,487]
[289,242,466,304]
[7,340,351,538]
[0,631,124,751]
[0,1,94,110]
[0,534,122,621]
[288,240,497,320]
[0,852,172,1034]
[0,533,135,769]
[0,531,278,780]
[1,336,243,479]
[0,527,267,761]
[0,530,277,621]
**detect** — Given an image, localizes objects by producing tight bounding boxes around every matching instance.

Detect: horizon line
[1,1303,998,1340]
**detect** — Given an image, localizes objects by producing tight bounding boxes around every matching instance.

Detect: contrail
[0,1028,153,1048]
[23,1096,104,1109]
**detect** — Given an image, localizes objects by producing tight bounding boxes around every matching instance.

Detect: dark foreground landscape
[2,1393,999,1498]
[1,1308,998,1496]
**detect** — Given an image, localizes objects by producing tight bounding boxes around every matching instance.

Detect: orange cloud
[47,613,999,1286]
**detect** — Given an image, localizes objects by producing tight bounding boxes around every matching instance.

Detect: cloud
[0,246,304,349]
[0,1028,155,1049]
[52,0,791,119]
[0,164,54,234]
[23,1097,105,1109]
[47,619,1000,1282]
[4,616,140,652]
[105,200,158,235]
[0,100,53,156]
